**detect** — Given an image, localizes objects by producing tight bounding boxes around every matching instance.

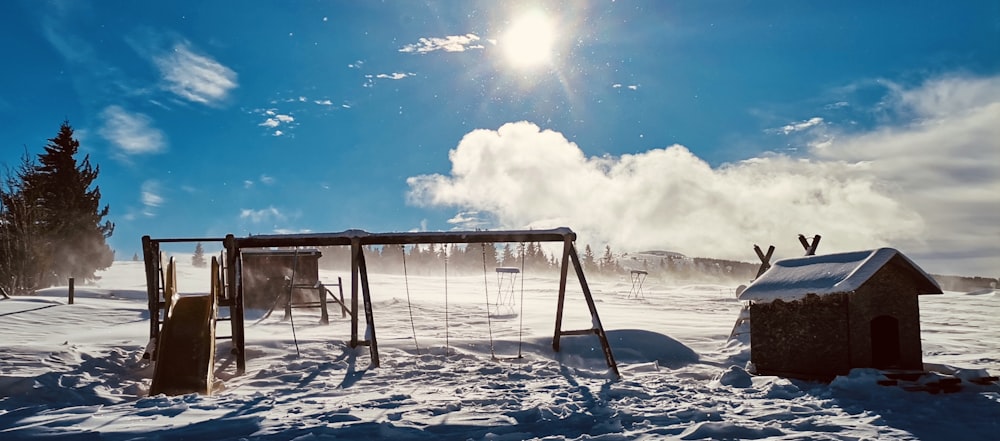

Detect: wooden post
[798,234,821,256]
[552,237,572,352]
[224,234,246,375]
[338,277,346,318]
[68,278,75,304]
[141,235,161,339]
[356,247,380,367]
[350,239,360,347]
[567,243,620,379]
[754,245,775,279]
[318,282,329,325]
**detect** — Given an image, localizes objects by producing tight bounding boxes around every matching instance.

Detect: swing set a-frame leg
[349,240,380,367]
[553,239,621,379]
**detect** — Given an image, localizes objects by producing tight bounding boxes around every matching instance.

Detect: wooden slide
[149,258,217,396]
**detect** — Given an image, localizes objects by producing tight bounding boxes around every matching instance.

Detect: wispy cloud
[99,105,167,156]
[447,211,490,229]
[243,175,276,188]
[399,34,484,53]
[140,180,163,217]
[409,73,1000,276]
[153,42,238,105]
[240,207,285,224]
[778,117,824,134]
[613,84,640,91]
[376,72,415,80]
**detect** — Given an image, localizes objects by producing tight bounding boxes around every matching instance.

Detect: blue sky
[2,1,998,276]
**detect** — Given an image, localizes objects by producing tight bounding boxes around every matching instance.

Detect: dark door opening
[870,315,900,368]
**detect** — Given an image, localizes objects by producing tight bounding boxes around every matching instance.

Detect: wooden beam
[553,238,571,352]
[356,246,380,367]
[754,244,774,279]
[798,234,821,256]
[567,242,621,379]
[235,228,575,249]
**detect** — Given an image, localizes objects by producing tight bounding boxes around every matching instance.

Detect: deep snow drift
[1,260,998,440]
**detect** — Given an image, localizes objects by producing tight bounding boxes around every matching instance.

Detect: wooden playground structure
[142,227,620,394]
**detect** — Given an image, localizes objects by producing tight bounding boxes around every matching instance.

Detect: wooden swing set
[142,227,620,379]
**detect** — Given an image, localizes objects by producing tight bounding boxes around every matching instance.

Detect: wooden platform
[877,370,998,394]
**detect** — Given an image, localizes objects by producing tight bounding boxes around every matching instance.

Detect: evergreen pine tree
[0,153,47,294]
[192,242,207,268]
[26,121,115,285]
[500,243,515,267]
[600,245,618,275]
[582,244,597,274]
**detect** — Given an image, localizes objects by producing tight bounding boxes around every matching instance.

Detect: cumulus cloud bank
[408,74,1000,275]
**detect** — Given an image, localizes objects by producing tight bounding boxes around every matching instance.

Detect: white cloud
[140,180,163,217]
[779,117,824,134]
[259,113,294,129]
[240,206,285,224]
[399,34,484,53]
[273,130,284,137]
[809,74,1000,274]
[447,211,490,229]
[408,77,1000,276]
[376,72,415,80]
[259,175,275,185]
[315,99,333,106]
[99,105,166,155]
[273,228,313,234]
[154,42,238,105]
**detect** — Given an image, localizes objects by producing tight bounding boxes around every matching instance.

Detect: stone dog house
[737,248,942,380]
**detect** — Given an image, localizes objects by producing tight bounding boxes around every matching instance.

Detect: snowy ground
[1,260,998,440]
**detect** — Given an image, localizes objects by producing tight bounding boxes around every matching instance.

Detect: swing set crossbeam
[237,227,576,247]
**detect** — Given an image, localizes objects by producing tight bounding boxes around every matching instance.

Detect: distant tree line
[0,122,115,295]
[311,241,763,283]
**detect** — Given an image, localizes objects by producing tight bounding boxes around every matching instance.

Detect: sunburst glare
[500,10,556,69]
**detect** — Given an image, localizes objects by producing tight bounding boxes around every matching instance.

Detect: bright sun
[501,11,556,69]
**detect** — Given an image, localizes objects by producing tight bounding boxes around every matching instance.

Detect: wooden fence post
[68,278,75,304]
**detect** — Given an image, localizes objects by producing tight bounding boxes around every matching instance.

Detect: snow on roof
[737,247,941,303]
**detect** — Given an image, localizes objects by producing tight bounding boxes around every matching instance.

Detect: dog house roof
[738,247,941,303]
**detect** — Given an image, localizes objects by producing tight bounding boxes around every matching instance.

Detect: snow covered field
[1,259,998,440]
